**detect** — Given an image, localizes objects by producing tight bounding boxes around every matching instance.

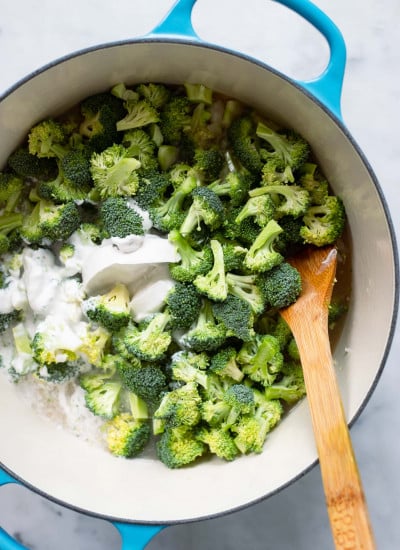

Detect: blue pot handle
[149,0,346,119]
[0,469,28,550]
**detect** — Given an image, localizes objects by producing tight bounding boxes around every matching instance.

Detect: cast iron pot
[0,1,398,548]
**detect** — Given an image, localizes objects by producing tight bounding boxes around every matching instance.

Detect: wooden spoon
[280,246,376,550]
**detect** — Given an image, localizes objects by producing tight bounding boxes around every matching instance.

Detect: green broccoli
[232,390,283,454]
[235,194,276,227]
[165,282,202,330]
[299,163,329,205]
[0,309,22,334]
[275,215,306,257]
[328,298,349,331]
[227,116,263,174]
[259,262,302,310]
[28,119,67,159]
[193,239,228,302]
[159,95,192,145]
[249,184,311,218]
[36,162,92,203]
[225,272,266,314]
[149,174,197,232]
[218,239,248,272]
[244,219,284,273]
[208,170,252,207]
[300,195,346,246]
[168,229,213,283]
[79,92,125,151]
[180,187,224,236]
[90,144,141,199]
[222,204,261,246]
[238,334,284,387]
[83,283,131,331]
[100,197,144,238]
[121,128,159,172]
[0,172,24,212]
[0,212,23,254]
[39,200,81,242]
[264,361,306,404]
[202,383,255,428]
[170,350,209,389]
[7,148,57,180]
[104,413,151,458]
[80,370,122,418]
[184,83,213,104]
[212,294,255,342]
[192,147,225,182]
[36,361,81,383]
[136,83,171,109]
[154,382,202,434]
[134,169,171,210]
[196,426,239,461]
[116,99,160,132]
[156,425,205,468]
[61,148,93,190]
[117,361,167,408]
[119,313,171,362]
[180,299,227,353]
[209,346,244,382]
[260,156,295,185]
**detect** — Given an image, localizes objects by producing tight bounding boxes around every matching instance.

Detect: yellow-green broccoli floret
[83,283,131,332]
[104,413,151,457]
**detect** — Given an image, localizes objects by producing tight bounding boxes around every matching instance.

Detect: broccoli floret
[256,121,310,176]
[90,144,141,199]
[77,324,111,367]
[37,162,91,203]
[157,144,180,171]
[193,239,227,302]
[287,337,300,361]
[79,92,125,151]
[28,119,67,159]
[7,148,58,180]
[260,156,295,185]
[208,170,251,207]
[328,298,349,331]
[299,163,329,205]
[156,425,205,468]
[170,350,209,389]
[244,219,284,273]
[192,148,225,182]
[275,215,305,257]
[258,262,302,310]
[121,128,159,172]
[119,313,171,362]
[61,148,93,190]
[37,361,81,383]
[300,195,346,246]
[249,184,311,218]
[238,334,284,387]
[180,299,227,353]
[117,361,167,408]
[136,83,171,109]
[196,426,239,461]
[35,200,81,242]
[184,83,213,104]
[264,361,306,404]
[159,95,192,145]
[218,239,248,272]
[212,295,255,342]
[104,413,151,457]
[134,170,171,210]
[165,282,202,330]
[227,116,263,174]
[232,390,283,454]
[235,194,276,227]
[225,272,266,314]
[80,372,122,418]
[271,315,293,350]
[83,283,131,331]
[100,197,144,238]
[149,174,197,232]
[116,99,160,132]
[202,383,255,428]
[222,205,260,246]
[154,382,202,433]
[209,346,244,382]
[180,187,224,236]
[168,229,213,283]
[185,102,223,150]
[0,173,24,212]
[0,212,23,254]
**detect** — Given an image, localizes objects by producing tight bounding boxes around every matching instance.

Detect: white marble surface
[0,0,399,548]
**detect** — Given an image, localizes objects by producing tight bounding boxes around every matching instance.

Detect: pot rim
[0,35,399,526]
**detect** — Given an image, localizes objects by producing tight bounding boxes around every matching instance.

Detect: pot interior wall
[0,41,396,523]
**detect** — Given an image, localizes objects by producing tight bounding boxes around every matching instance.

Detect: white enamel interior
[0,42,397,524]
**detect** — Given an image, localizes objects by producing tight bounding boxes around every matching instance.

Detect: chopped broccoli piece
[154,382,202,433]
[80,373,122,419]
[28,119,67,159]
[218,238,248,272]
[193,239,228,302]
[61,148,93,189]
[249,184,311,218]
[104,413,151,457]
[79,92,125,151]
[201,382,255,428]
[83,283,131,331]
[238,334,284,387]
[157,425,205,468]
[149,174,197,232]
[222,204,260,246]
[100,197,144,238]
[0,310,22,334]
[258,262,302,310]
[134,169,171,210]
[90,144,141,199]
[212,295,255,342]
[121,128,159,172]
[235,194,276,227]
[37,361,81,383]
[299,163,329,205]
[264,361,306,404]
[119,313,171,362]
[7,148,57,180]
[209,346,244,382]
[170,350,209,389]
[136,83,171,109]
[184,83,213,104]
[117,361,167,408]
[0,212,23,254]
[208,170,251,207]
[36,161,91,203]
[196,426,239,461]
[227,116,263,174]
[0,173,24,212]
[193,148,225,182]
[165,282,202,330]
[168,229,213,283]
[34,200,81,242]
[116,99,160,132]
[159,95,192,145]
[180,299,227,353]
[180,187,224,236]
[244,219,284,273]
[300,195,346,246]
[275,215,306,257]
[225,272,266,314]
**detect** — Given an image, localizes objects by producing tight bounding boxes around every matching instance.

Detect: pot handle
[149,0,346,119]
[0,469,29,550]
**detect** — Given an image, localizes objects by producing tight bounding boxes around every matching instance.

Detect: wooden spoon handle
[292,317,376,550]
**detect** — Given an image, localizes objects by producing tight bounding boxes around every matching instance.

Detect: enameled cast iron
[0,1,398,548]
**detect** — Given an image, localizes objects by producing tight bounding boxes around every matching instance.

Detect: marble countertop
[0,0,399,548]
